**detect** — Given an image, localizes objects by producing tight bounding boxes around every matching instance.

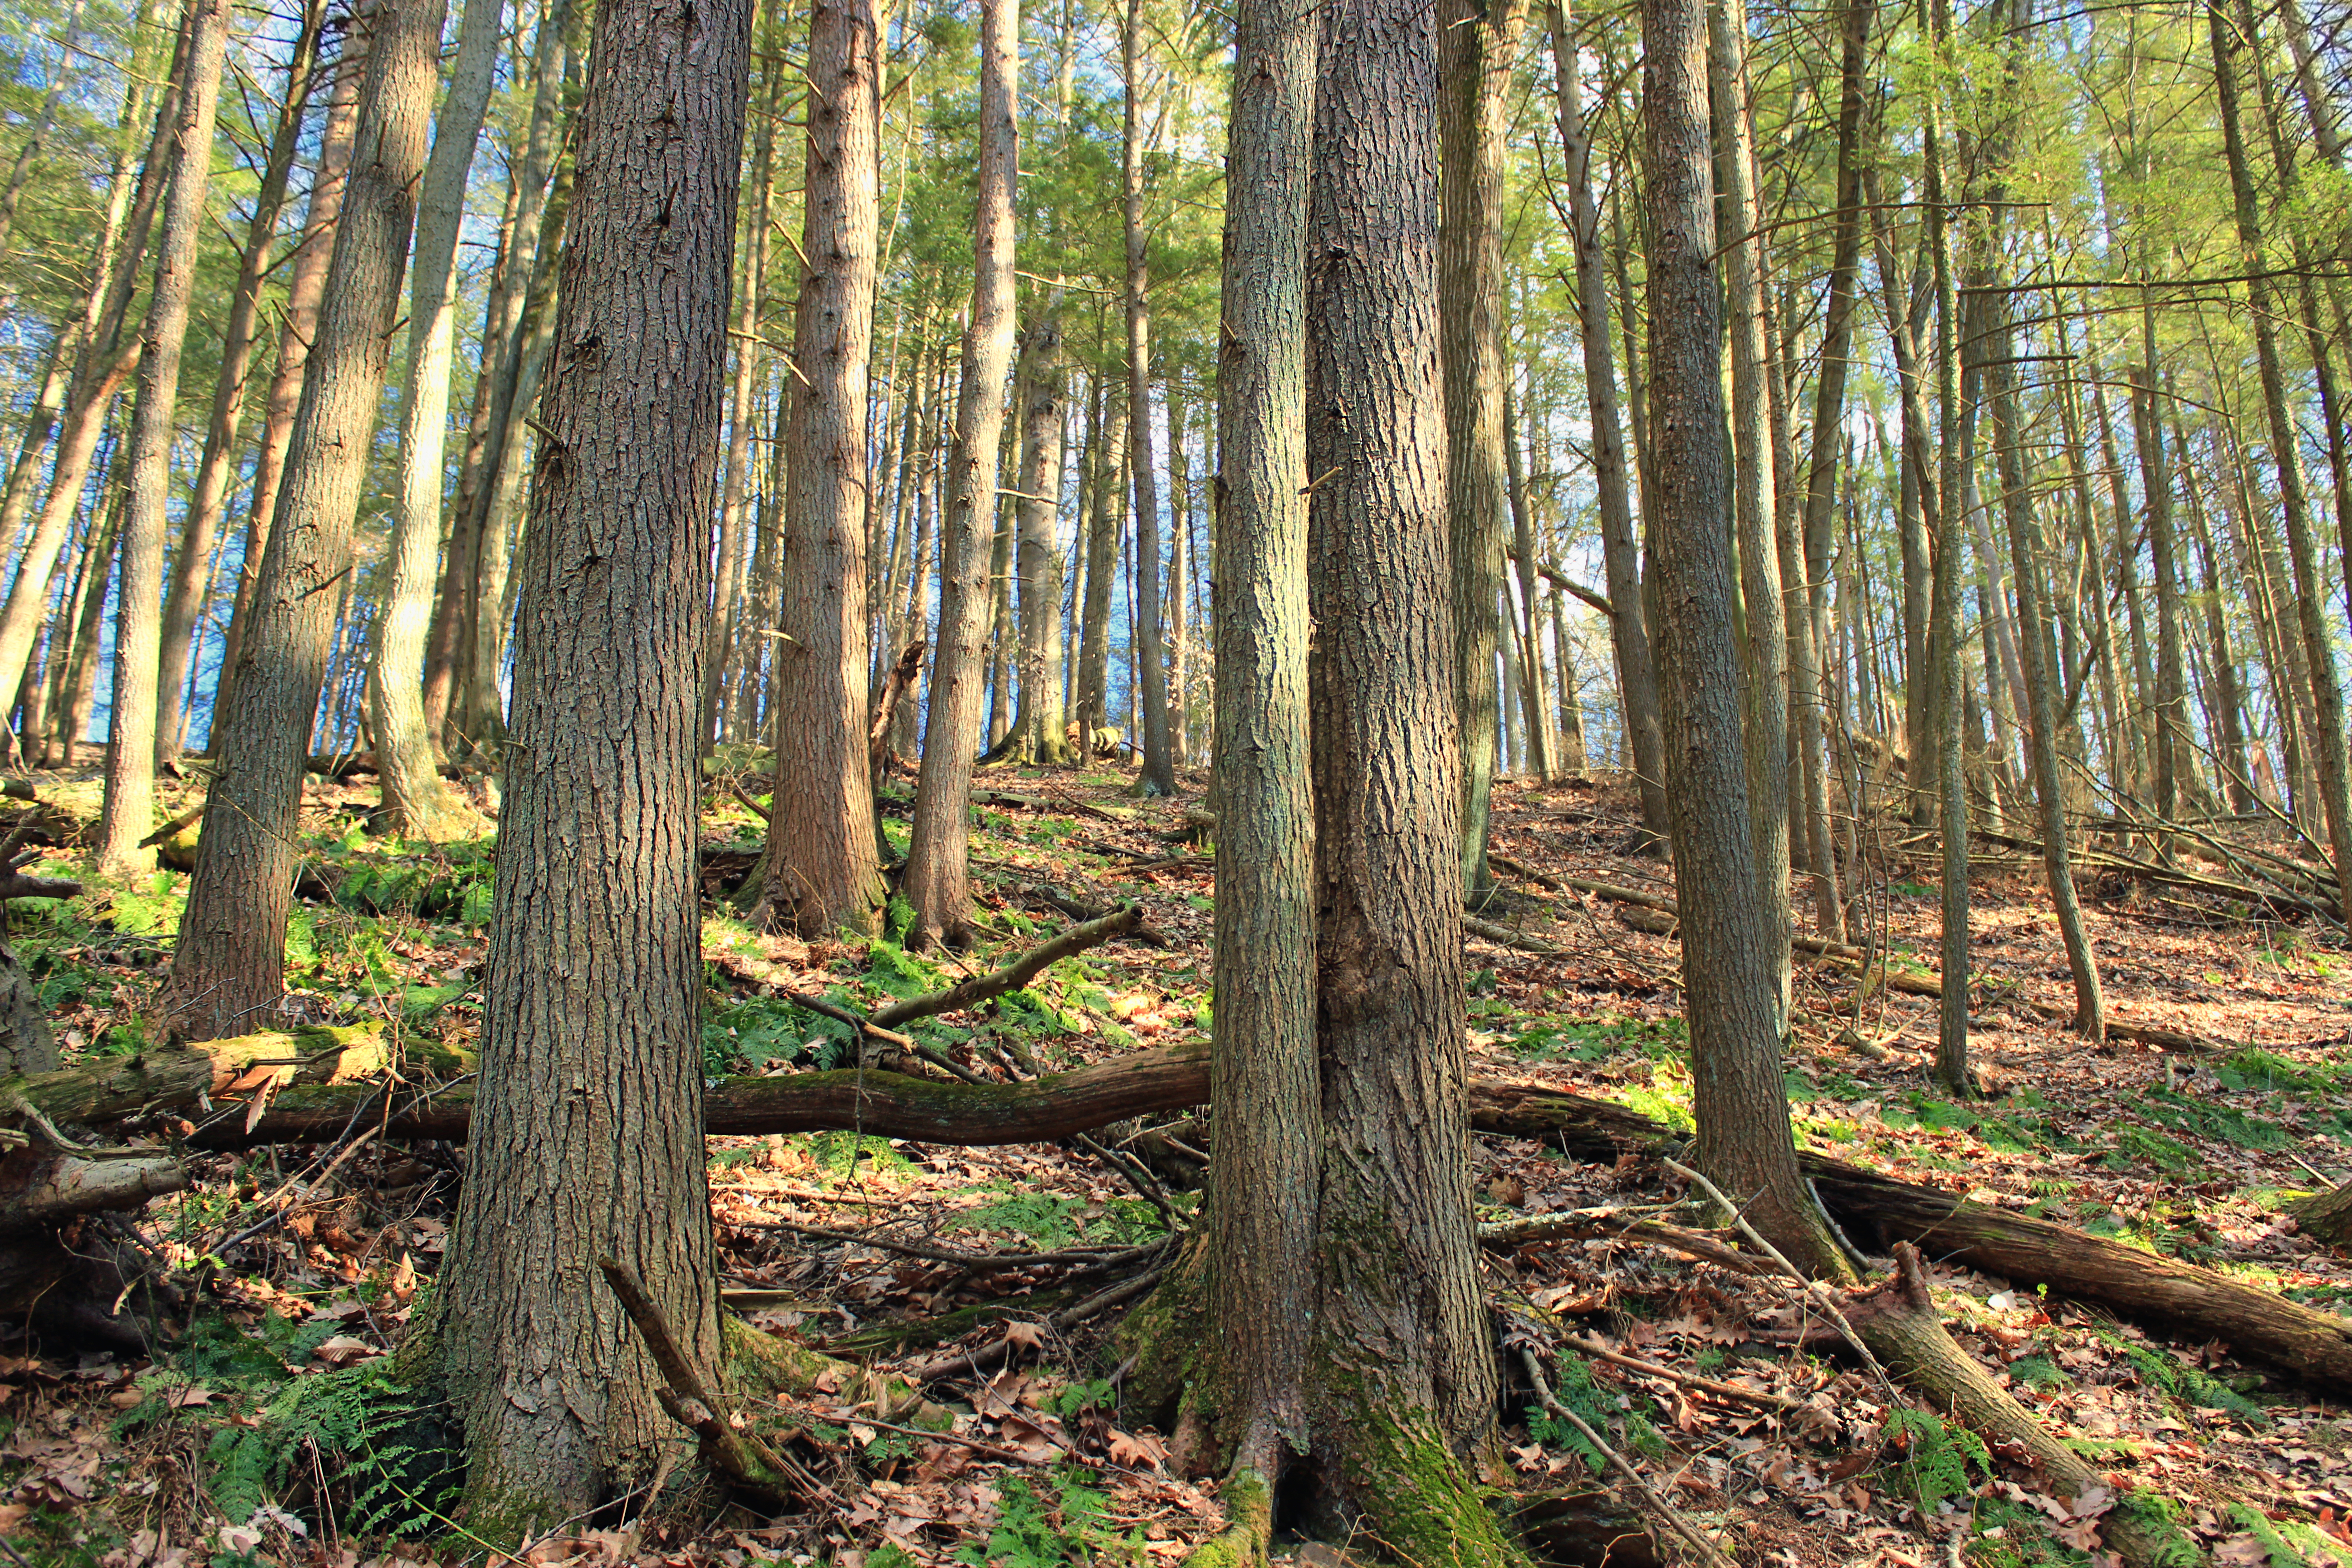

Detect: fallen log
[868,904,1142,1028]
[26,1025,2349,1392]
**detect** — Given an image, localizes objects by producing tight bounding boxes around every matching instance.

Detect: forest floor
[2,755,2349,1568]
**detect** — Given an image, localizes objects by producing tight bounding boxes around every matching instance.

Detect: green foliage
[2006,1355,2073,1392]
[1526,1349,1666,1476]
[1881,1406,1991,1513]
[702,994,853,1076]
[954,1467,1145,1567]
[965,1189,1166,1249]
[123,1314,455,1537]
[1503,1011,1686,1065]
[2089,1324,2269,1424]
[2218,1050,2348,1095]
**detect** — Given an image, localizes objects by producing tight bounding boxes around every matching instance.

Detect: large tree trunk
[1293,0,1511,1551]
[161,0,443,1044]
[368,0,505,840]
[902,0,1019,946]
[1440,0,1521,896]
[1644,0,1842,1279]
[763,0,888,938]
[1196,0,1318,1507]
[421,0,752,1516]
[95,0,237,877]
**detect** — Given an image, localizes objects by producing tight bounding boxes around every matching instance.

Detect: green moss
[1116,1248,1212,1428]
[1338,1409,1529,1568]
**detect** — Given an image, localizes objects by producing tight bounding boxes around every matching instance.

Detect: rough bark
[95,0,235,876]
[764,0,888,938]
[422,0,751,1516]
[1013,295,1073,766]
[1706,0,1793,1025]
[214,34,368,739]
[368,0,506,840]
[1441,0,1521,894]
[1200,0,1319,1497]
[1643,0,1843,1279]
[1300,0,1512,1549]
[161,0,442,1042]
[902,0,1019,946]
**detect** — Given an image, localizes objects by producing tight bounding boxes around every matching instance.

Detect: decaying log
[868,641,925,778]
[2292,1184,2352,1248]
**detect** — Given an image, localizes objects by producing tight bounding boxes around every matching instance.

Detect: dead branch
[868,904,1142,1028]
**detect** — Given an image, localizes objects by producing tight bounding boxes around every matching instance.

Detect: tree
[368,0,505,840]
[902,0,1020,947]
[1642,0,1842,1276]
[418,0,753,1511]
[159,0,443,1041]
[1441,0,1524,892]
[1012,293,1074,766]
[1122,0,1175,799]
[94,0,235,877]
[761,0,889,937]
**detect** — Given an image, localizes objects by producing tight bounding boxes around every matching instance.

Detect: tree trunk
[1297,0,1511,1542]
[1122,0,1175,799]
[1198,0,1318,1494]
[423,0,751,1514]
[1707,0,1793,1025]
[1543,0,1668,845]
[1013,294,1073,766]
[1075,374,1123,752]
[154,0,327,769]
[95,0,236,876]
[2209,0,2352,926]
[1645,0,1843,1278]
[368,0,505,839]
[215,35,368,740]
[1441,0,1521,891]
[763,0,888,938]
[902,0,1019,946]
[160,0,442,1042]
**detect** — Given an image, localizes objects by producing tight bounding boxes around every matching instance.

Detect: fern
[1883,1406,1990,1513]
[2091,1324,2269,1425]
[1527,1348,1668,1477]
[206,1362,457,1534]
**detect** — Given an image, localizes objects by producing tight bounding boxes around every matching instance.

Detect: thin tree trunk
[1122,0,1174,798]
[1013,294,1071,766]
[160,0,442,1038]
[1543,0,1667,843]
[369,0,505,838]
[1708,0,1793,1023]
[154,0,327,771]
[1076,362,1122,752]
[0,0,93,261]
[2209,0,2352,926]
[96,0,236,875]
[1645,0,1844,1279]
[902,0,1019,945]
[215,37,369,742]
[763,0,888,937]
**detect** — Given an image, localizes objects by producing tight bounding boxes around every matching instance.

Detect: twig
[1566,1333,1808,1415]
[738,1215,1152,1274]
[1518,1345,1735,1568]
[1479,1208,1771,1277]
[1664,1159,1892,1392]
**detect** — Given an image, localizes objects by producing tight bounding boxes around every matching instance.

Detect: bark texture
[902,0,1019,946]
[162,0,442,1043]
[764,0,888,938]
[95,0,235,875]
[1641,0,1842,1277]
[424,0,752,1515]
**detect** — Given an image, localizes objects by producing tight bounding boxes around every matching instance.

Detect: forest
[0,0,2346,1557]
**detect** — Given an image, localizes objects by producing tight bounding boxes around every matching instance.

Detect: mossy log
[39,1038,2352,1393]
[2292,1183,2352,1247]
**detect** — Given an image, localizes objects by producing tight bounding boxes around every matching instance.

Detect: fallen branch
[1518,1344,1727,1568]
[868,904,1142,1028]
[868,641,925,777]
